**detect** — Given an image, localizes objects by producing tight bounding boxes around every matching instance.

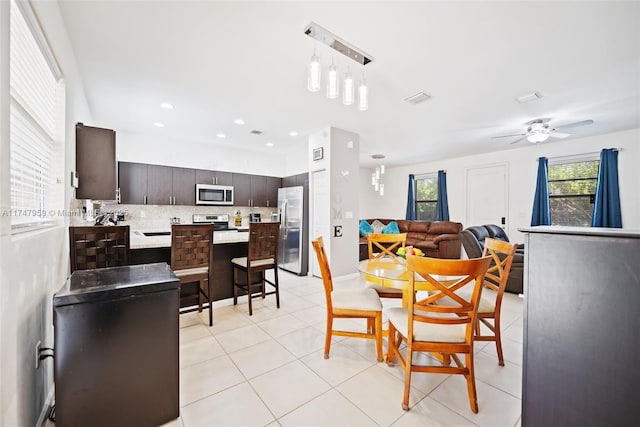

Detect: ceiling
[56,1,640,167]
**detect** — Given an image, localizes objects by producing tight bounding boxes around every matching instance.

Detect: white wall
[116,130,291,177]
[0,1,92,425]
[361,128,640,244]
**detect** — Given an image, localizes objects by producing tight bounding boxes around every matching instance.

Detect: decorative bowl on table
[396,246,424,258]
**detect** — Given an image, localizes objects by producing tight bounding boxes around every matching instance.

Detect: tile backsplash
[70,199,277,231]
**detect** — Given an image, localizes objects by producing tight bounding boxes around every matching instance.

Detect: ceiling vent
[250,130,263,135]
[404,92,431,104]
[516,92,542,104]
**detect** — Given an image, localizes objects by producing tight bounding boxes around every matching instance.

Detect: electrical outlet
[35,340,42,369]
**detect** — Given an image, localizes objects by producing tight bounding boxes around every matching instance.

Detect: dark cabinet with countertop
[53,263,179,427]
[75,123,117,200]
[520,226,640,427]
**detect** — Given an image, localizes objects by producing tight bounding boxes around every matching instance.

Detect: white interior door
[465,163,508,230]
[311,169,329,277]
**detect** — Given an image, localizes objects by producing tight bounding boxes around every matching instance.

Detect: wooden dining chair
[232,222,280,316]
[366,233,407,299]
[312,237,384,362]
[171,224,214,326]
[473,237,519,366]
[386,255,492,413]
[69,225,130,272]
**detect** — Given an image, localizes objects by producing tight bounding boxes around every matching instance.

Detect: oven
[192,214,235,231]
[195,184,234,205]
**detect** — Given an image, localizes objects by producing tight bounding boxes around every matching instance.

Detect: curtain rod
[543,148,622,163]
[414,170,446,179]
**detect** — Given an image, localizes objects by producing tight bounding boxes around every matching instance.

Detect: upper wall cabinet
[232,173,281,207]
[196,169,232,186]
[76,123,117,200]
[118,162,195,205]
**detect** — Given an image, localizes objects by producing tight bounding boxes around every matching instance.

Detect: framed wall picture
[313,147,324,161]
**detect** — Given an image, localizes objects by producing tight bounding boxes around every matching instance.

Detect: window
[415,174,438,221]
[9,0,65,230]
[548,159,600,227]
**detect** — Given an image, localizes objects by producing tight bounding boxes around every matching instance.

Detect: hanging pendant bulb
[343,70,354,105]
[379,184,384,196]
[307,46,320,92]
[326,58,339,99]
[371,172,376,186]
[358,76,369,111]
[380,164,385,174]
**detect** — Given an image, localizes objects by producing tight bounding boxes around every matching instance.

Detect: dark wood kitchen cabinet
[265,176,281,208]
[76,124,117,200]
[147,165,173,205]
[195,169,232,186]
[232,173,251,206]
[119,162,194,205]
[118,162,147,204]
[250,175,267,207]
[171,167,195,205]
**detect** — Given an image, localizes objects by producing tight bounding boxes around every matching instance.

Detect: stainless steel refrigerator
[278,186,307,275]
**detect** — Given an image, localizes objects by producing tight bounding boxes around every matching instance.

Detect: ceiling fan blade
[492,133,526,139]
[509,136,529,145]
[550,132,571,139]
[555,119,594,130]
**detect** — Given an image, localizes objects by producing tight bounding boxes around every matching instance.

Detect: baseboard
[36,386,55,427]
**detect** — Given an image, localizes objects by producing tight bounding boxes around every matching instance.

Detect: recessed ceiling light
[266,142,274,147]
[154,122,165,127]
[234,119,245,125]
[289,131,298,137]
[160,102,174,109]
[216,133,226,138]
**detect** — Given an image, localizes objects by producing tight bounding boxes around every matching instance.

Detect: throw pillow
[382,221,400,234]
[370,219,385,234]
[359,220,374,237]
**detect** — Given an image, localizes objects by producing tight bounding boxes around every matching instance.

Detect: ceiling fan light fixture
[527,133,549,143]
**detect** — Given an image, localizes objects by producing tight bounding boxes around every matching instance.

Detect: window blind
[9,0,64,229]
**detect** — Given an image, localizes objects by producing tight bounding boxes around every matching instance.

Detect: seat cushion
[387,307,466,342]
[231,257,275,268]
[332,289,383,311]
[173,266,209,277]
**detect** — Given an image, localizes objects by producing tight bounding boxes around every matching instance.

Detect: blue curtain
[531,157,551,226]
[436,170,450,221]
[592,149,622,228]
[406,174,416,220]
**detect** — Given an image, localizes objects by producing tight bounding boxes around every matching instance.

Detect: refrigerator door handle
[281,200,288,239]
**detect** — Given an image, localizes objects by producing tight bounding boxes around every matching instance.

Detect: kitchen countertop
[130,229,250,249]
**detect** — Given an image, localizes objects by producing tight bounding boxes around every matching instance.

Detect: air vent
[404,92,431,104]
[516,92,542,104]
[250,130,263,135]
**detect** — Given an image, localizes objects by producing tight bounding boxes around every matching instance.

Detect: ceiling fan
[493,118,594,145]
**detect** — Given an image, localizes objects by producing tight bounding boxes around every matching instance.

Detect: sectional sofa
[358,219,463,261]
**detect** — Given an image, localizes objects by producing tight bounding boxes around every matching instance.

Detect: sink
[142,231,171,237]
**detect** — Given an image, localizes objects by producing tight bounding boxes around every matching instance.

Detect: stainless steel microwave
[195,184,234,205]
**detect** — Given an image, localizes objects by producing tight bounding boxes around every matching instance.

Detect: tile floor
[161,271,524,427]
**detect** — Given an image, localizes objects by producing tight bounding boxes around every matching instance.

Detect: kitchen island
[129,229,256,302]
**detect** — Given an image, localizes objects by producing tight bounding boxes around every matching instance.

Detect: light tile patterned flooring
[161,270,523,427]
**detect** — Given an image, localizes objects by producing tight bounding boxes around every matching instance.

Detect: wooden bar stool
[69,225,130,272]
[232,222,280,316]
[171,224,214,326]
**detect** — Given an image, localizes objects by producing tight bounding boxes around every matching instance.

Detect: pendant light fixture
[307,45,321,92]
[371,154,385,195]
[343,69,354,106]
[304,22,374,110]
[327,57,339,99]
[358,75,368,111]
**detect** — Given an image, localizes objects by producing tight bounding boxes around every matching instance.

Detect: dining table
[358,256,436,306]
